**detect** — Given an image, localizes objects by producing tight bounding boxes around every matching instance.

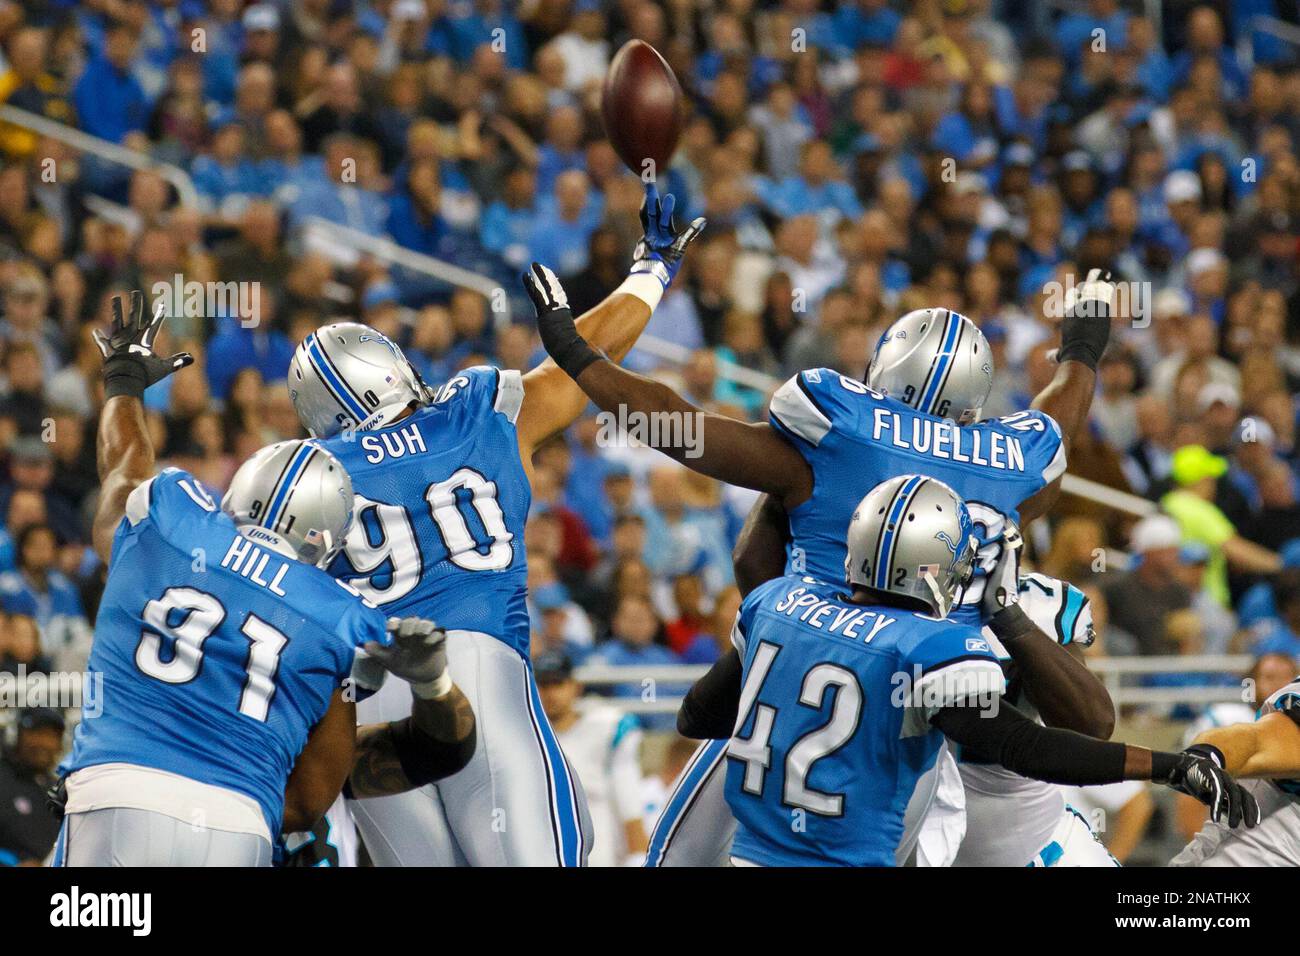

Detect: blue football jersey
[724,575,1005,867]
[68,468,388,836]
[769,368,1067,625]
[322,366,532,654]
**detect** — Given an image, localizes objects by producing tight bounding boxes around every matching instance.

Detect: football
[600,39,683,179]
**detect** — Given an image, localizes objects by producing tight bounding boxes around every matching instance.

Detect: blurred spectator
[0,707,63,866]
[1102,515,1192,655]
[536,650,648,867]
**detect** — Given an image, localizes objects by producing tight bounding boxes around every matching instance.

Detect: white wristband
[615,273,665,311]
[411,670,453,700]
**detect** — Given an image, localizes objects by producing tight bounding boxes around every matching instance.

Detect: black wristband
[1150,749,1179,782]
[1057,304,1111,371]
[102,354,149,400]
[537,308,606,379]
[987,604,1035,641]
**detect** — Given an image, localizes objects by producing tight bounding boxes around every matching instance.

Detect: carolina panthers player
[1171,673,1300,866]
[53,293,475,867]
[690,475,1256,866]
[954,559,1119,866]
[287,185,704,866]
[522,262,1117,865]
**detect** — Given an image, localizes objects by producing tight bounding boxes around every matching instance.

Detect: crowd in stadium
[0,0,1299,865]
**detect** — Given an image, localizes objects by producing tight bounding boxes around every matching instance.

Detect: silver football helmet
[288,322,429,437]
[866,308,993,424]
[845,474,978,618]
[222,439,355,567]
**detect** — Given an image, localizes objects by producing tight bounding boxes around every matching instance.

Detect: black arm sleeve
[390,715,477,787]
[677,649,743,739]
[933,699,1129,786]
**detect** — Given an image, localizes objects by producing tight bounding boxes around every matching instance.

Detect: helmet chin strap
[919,568,949,618]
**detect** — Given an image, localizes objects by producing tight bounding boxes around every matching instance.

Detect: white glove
[980,520,1024,621]
[364,617,451,699]
[347,648,388,702]
[1062,267,1116,314]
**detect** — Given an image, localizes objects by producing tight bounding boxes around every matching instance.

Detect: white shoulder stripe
[495,368,525,424]
[124,476,159,526]
[900,659,1005,737]
[770,376,832,446]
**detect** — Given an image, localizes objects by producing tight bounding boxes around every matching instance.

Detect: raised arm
[522,262,813,506]
[516,184,704,455]
[1030,269,1114,455]
[91,291,194,562]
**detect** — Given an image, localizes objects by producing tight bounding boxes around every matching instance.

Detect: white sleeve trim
[900,659,1005,738]
[730,612,746,656]
[769,375,832,446]
[124,476,159,526]
[495,368,525,424]
[1039,413,1067,483]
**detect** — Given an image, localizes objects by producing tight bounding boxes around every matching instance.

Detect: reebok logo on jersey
[966,638,990,652]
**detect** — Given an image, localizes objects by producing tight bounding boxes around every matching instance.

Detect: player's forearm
[1030,362,1095,455]
[348,686,476,798]
[518,291,654,448]
[733,494,791,597]
[575,360,807,495]
[988,605,1115,738]
[1197,714,1300,778]
[575,289,654,363]
[92,395,156,561]
[934,700,1158,786]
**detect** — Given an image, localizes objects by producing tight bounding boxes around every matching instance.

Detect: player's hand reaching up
[630,182,706,290]
[94,290,194,400]
[523,262,606,380]
[1163,745,1261,829]
[365,618,452,699]
[1053,268,1115,371]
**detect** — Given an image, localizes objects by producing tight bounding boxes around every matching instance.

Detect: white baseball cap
[1197,381,1240,413]
[1129,515,1182,554]
[1164,170,1202,205]
[1186,247,1226,277]
[1153,287,1191,319]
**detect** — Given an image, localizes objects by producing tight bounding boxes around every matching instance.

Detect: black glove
[1161,744,1261,829]
[93,290,194,399]
[522,262,606,379]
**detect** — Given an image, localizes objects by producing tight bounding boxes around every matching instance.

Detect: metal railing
[0,103,200,208]
[574,655,1256,714]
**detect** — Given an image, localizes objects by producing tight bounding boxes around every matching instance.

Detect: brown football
[601,39,683,179]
